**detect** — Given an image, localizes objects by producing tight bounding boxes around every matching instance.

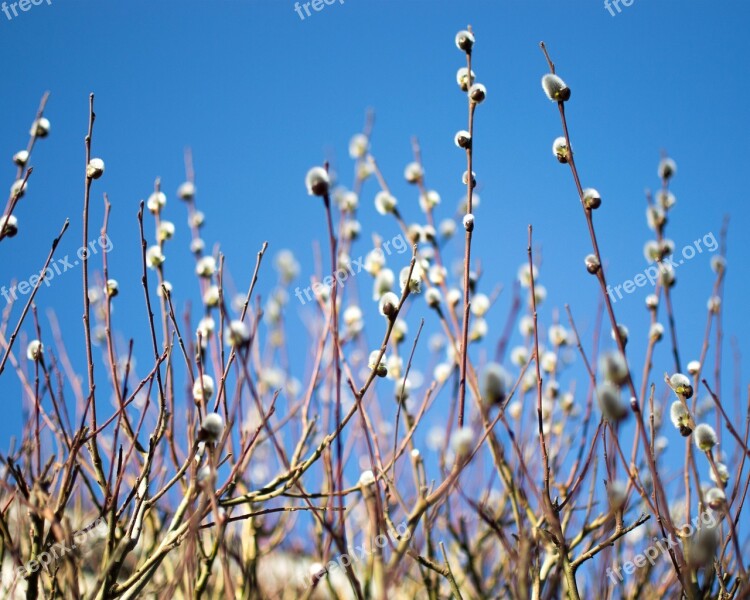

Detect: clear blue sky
[1,0,749,513]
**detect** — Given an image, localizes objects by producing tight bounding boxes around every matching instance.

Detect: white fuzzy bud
[469,318,488,342]
[157,221,175,242]
[510,346,529,367]
[203,285,220,308]
[0,214,18,238]
[404,162,423,184]
[348,134,369,159]
[611,324,629,346]
[30,117,50,137]
[192,374,215,404]
[541,352,557,373]
[670,373,693,399]
[157,281,171,297]
[450,427,474,459]
[454,130,471,149]
[305,166,330,196]
[13,150,29,166]
[709,462,730,484]
[343,306,364,335]
[519,315,535,336]
[471,293,490,317]
[705,487,725,509]
[456,67,475,91]
[196,256,217,278]
[378,291,399,318]
[670,400,691,435]
[541,73,570,101]
[197,317,215,341]
[439,219,456,239]
[359,470,376,487]
[598,382,628,421]
[105,279,119,298]
[646,206,666,231]
[463,213,474,231]
[462,170,476,188]
[419,190,441,213]
[10,179,27,199]
[508,401,523,420]
[146,245,165,268]
[548,324,568,346]
[657,190,676,209]
[425,287,442,308]
[26,340,43,361]
[368,351,388,378]
[86,158,105,179]
[710,256,725,274]
[552,137,569,163]
[399,264,423,294]
[481,363,510,406]
[199,412,224,442]
[191,210,205,228]
[694,424,717,452]
[688,524,719,567]
[455,29,474,52]
[607,480,627,510]
[373,268,395,301]
[434,363,452,384]
[177,181,196,200]
[582,188,601,210]
[584,254,600,274]
[374,191,397,215]
[225,320,250,347]
[468,83,486,104]
[644,240,660,262]
[598,351,629,386]
[517,263,538,288]
[147,191,167,214]
[658,157,677,180]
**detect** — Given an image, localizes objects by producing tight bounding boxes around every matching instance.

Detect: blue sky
[1,0,749,530]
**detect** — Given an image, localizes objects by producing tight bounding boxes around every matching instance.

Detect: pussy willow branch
[211,244,267,411]
[713,216,729,442]
[320,178,350,556]
[0,219,69,376]
[528,226,551,501]
[538,40,691,588]
[80,93,111,500]
[1,90,48,244]
[0,167,33,245]
[136,203,168,448]
[457,31,476,429]
[14,92,50,183]
[526,226,580,598]
[656,171,682,373]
